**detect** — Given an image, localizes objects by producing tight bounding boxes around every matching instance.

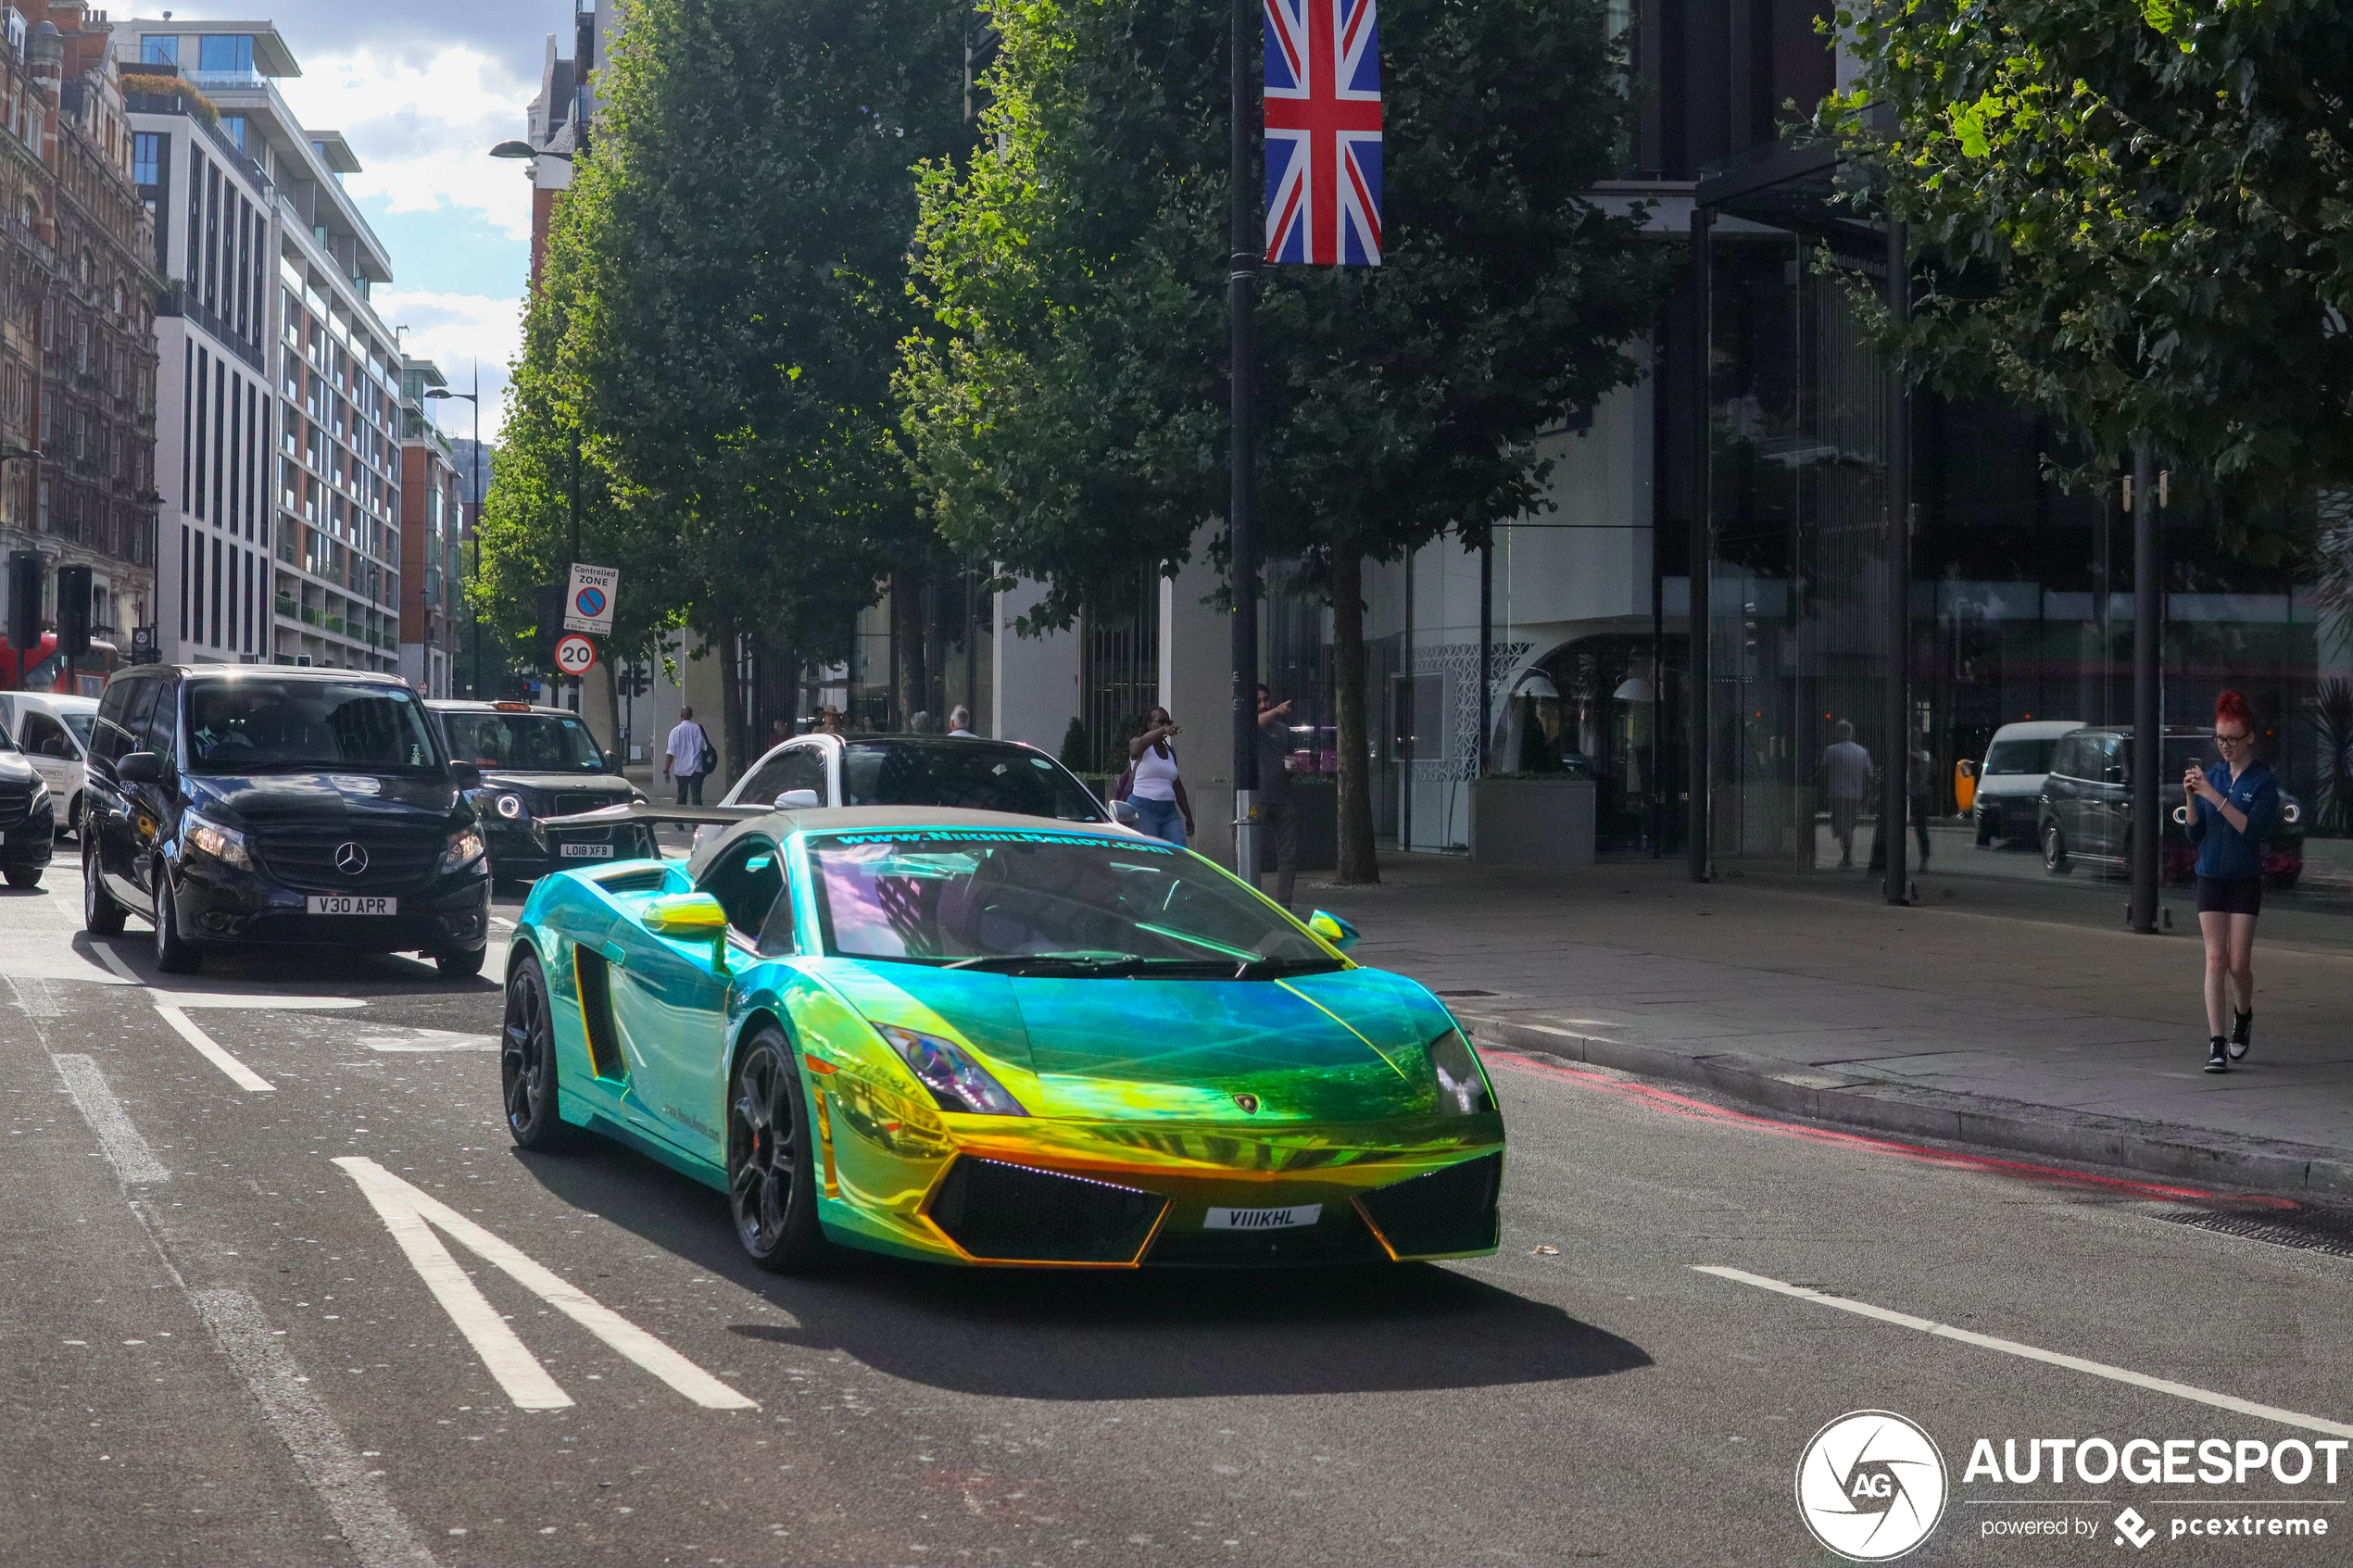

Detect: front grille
[928,1158,1167,1263]
[0,776,31,827]
[248,821,444,893]
[551,792,618,818]
[1146,1205,1390,1268]
[1355,1153,1504,1258]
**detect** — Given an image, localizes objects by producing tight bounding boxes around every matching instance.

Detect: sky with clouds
[150,2,571,442]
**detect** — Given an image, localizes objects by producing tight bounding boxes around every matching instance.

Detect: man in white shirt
[947,706,976,737]
[1821,720,1873,869]
[664,708,713,805]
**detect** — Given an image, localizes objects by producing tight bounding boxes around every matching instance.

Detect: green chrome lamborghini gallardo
[500,806,1504,1271]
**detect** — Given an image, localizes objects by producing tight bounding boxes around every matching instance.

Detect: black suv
[428,699,645,884]
[82,666,491,976]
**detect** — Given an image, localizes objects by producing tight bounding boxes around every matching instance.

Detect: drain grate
[1434,988,1499,997]
[2156,1209,2353,1261]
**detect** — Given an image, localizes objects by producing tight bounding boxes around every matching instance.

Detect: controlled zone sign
[563,563,619,634]
[554,633,598,678]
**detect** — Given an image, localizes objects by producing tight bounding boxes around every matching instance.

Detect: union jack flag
[1263,0,1382,267]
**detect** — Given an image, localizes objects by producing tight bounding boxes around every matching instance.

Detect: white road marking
[91,939,143,983]
[356,1029,498,1054]
[52,1054,171,1185]
[188,1286,441,1568]
[341,1164,573,1410]
[154,1003,277,1092]
[334,1157,757,1411]
[489,915,516,930]
[154,991,370,1011]
[1695,1265,2353,1438]
[7,973,62,1016]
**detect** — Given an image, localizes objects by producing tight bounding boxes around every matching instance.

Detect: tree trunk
[717,631,745,792]
[1332,539,1380,884]
[890,570,929,729]
[605,659,623,773]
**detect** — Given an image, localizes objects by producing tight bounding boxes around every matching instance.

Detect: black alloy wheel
[501,952,571,1150]
[2,861,38,889]
[2042,823,2070,876]
[151,859,201,973]
[726,1026,827,1273]
[83,835,125,934]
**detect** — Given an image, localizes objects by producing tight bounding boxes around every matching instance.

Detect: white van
[1973,719,2082,846]
[0,692,98,836]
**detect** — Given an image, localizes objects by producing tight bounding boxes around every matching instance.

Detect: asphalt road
[4,853,2349,1568]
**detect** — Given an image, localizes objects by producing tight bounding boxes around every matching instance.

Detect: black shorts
[2196,876,2262,917]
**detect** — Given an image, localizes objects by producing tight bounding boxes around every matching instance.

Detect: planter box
[1472,777,1595,866]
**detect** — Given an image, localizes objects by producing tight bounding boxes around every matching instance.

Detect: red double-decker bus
[1,631,119,696]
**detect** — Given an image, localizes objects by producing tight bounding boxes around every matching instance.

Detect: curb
[1459,1012,2353,1202]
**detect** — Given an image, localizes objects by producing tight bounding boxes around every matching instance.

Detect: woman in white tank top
[1125,706,1194,847]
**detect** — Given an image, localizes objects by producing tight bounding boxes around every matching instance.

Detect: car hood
[0,752,34,784]
[182,771,470,827]
[481,771,632,797]
[818,961,1452,1123]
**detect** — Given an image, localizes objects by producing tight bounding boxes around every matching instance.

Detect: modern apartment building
[396,355,460,696]
[118,15,406,672]
[0,3,162,684]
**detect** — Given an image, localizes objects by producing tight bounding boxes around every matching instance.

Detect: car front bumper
[170,856,491,955]
[484,818,658,880]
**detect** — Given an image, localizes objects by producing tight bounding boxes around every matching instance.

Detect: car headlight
[29,779,50,813]
[2282,799,2302,825]
[437,827,486,874]
[494,793,525,820]
[875,1023,1028,1116]
[183,809,251,870]
[1427,1029,1495,1116]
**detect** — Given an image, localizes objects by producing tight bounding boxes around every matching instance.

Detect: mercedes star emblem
[333,842,370,876]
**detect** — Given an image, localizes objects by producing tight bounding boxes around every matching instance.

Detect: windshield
[59,709,94,747]
[1982,738,2059,775]
[439,710,606,773]
[809,829,1333,973]
[183,680,443,773]
[840,742,1105,822]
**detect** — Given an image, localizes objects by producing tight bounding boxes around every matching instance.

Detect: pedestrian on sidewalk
[2186,689,2277,1073]
[1821,721,1872,869]
[1123,707,1194,847]
[1256,685,1301,909]
[664,707,713,806]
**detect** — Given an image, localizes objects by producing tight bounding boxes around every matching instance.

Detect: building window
[141,35,178,65]
[196,34,254,72]
[219,115,246,149]
[132,132,159,186]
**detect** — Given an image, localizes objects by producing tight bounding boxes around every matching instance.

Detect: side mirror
[1109,798,1141,827]
[448,761,483,790]
[1307,909,1360,951]
[643,891,728,938]
[606,749,623,771]
[774,789,822,809]
[117,750,163,785]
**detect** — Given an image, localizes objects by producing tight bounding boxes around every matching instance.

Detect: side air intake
[927,1158,1167,1264]
[1354,1153,1503,1258]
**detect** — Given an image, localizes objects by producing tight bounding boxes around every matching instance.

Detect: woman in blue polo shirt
[2183,690,2276,1073]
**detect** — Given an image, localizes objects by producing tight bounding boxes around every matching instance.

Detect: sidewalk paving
[1298,851,2353,1199]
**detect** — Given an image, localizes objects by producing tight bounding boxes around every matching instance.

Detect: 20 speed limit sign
[554,633,598,677]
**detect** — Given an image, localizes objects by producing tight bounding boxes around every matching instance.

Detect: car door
[85,679,141,896]
[123,676,183,911]
[2091,736,2130,859]
[607,835,784,1160]
[20,709,78,815]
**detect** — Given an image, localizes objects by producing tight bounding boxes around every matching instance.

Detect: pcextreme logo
[1795,1410,1951,1562]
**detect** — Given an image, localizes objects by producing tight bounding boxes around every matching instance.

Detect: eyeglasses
[2214,731,2250,746]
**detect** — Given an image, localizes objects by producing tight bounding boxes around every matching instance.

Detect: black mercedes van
[81,666,491,977]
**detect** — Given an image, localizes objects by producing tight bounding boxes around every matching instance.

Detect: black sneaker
[2229,1010,2252,1061]
[2205,1038,2230,1073]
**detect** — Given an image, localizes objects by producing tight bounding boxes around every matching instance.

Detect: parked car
[82,667,492,976]
[1972,720,2082,846]
[0,691,98,837]
[2037,725,2304,888]
[428,700,648,885]
[501,804,1501,1272]
[0,718,56,887]
[711,733,1106,820]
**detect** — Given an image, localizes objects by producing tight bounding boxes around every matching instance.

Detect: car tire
[435,946,486,981]
[726,1025,829,1273]
[3,863,40,889]
[501,951,574,1151]
[2041,823,2070,876]
[68,791,83,840]
[152,860,201,973]
[1974,813,1994,847]
[83,835,125,935]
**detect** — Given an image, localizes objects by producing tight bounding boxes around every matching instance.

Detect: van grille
[0,775,32,827]
[247,821,444,892]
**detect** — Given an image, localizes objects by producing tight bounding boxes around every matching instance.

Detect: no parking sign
[563,564,619,635]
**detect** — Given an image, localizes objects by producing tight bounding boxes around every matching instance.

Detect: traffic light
[5,549,39,655]
[55,564,91,660]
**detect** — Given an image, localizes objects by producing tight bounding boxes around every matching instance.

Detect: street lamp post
[424,378,481,698]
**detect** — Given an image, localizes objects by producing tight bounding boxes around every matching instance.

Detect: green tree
[1821,0,2353,528]
[901,0,1675,882]
[481,0,971,765]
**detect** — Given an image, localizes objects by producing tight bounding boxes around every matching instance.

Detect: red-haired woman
[2183,690,2278,1073]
